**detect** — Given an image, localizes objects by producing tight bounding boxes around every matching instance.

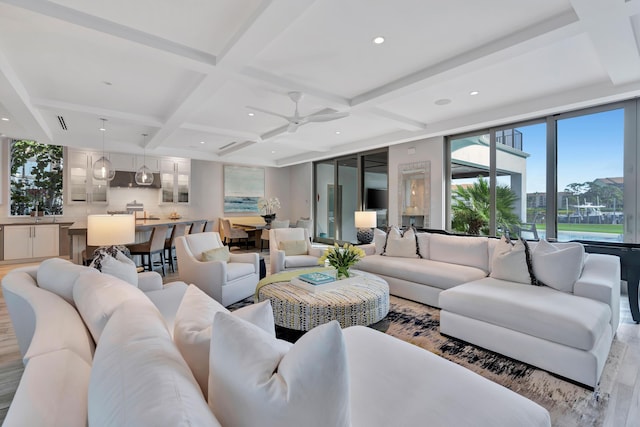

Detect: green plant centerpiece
[318,243,366,280]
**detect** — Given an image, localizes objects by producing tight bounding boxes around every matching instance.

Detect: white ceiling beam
[570,0,640,85]
[180,123,259,141]
[365,108,427,131]
[351,10,582,107]
[216,140,257,157]
[0,49,52,143]
[0,0,216,72]
[32,98,164,127]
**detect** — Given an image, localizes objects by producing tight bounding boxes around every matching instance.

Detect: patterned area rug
[384,296,626,427]
[229,294,625,426]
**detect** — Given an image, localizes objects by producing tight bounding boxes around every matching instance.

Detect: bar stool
[189,220,206,234]
[127,225,169,275]
[164,222,187,273]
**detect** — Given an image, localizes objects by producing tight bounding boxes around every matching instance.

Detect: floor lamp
[355,211,377,244]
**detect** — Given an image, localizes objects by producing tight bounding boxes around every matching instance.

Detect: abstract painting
[224,165,264,213]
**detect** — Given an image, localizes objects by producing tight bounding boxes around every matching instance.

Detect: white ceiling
[1,0,640,167]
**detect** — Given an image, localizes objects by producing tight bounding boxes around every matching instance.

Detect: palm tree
[451,177,520,236]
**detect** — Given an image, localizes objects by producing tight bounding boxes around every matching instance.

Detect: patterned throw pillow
[382,226,421,258]
[489,236,531,285]
[89,246,138,286]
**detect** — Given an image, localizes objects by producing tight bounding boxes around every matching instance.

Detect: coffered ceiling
[0,0,639,167]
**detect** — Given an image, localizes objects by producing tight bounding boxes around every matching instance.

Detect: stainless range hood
[109,171,161,188]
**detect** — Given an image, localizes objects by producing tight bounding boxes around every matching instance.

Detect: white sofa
[356,231,620,388]
[1,258,551,427]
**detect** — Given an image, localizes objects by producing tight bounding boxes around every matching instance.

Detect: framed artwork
[398,161,430,228]
[224,165,265,213]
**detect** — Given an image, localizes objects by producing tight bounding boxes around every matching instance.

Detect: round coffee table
[256,269,389,331]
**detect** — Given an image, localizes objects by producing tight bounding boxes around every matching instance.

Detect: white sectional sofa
[2,258,551,427]
[356,230,620,388]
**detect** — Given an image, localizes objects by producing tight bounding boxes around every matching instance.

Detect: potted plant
[258,197,280,224]
[318,243,366,279]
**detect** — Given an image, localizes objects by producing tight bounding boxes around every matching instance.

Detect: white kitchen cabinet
[4,224,59,260]
[66,149,109,204]
[160,158,190,204]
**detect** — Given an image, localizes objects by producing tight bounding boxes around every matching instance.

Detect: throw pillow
[173,285,276,395]
[373,228,386,254]
[383,226,420,258]
[90,247,138,286]
[89,300,218,426]
[531,239,585,293]
[278,240,308,256]
[208,313,350,427]
[489,236,531,285]
[202,246,230,262]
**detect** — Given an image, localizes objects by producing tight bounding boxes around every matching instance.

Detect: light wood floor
[0,260,638,426]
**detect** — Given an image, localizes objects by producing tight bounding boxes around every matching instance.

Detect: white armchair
[269,228,324,274]
[175,232,259,306]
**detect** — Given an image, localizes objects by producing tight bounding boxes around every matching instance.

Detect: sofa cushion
[489,236,531,285]
[285,254,321,269]
[3,349,91,427]
[37,258,88,307]
[145,281,189,334]
[439,277,611,351]
[174,285,275,395]
[202,246,230,262]
[89,300,220,427]
[383,227,419,258]
[429,234,490,272]
[416,232,430,259]
[356,255,487,290]
[208,314,349,427]
[532,240,585,293]
[73,270,151,342]
[343,326,551,427]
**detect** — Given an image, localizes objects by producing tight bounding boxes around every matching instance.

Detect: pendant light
[92,118,115,181]
[135,133,154,186]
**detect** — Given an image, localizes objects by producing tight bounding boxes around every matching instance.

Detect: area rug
[384,296,626,427]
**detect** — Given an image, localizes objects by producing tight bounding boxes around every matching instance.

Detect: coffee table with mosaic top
[255,268,390,331]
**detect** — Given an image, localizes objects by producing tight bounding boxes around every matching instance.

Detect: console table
[572,240,640,323]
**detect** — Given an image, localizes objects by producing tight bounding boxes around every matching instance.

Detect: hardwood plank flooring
[0,260,638,426]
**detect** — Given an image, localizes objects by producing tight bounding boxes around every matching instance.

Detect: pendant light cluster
[135,133,154,186]
[92,118,115,181]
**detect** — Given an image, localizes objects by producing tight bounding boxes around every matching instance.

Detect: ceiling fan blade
[304,111,350,123]
[261,124,290,140]
[246,106,290,121]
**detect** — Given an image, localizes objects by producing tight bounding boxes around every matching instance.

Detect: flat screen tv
[366,188,387,210]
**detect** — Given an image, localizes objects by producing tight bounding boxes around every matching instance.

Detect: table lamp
[87,214,135,252]
[355,211,377,244]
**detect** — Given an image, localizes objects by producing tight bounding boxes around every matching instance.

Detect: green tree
[10,140,63,216]
[451,177,520,236]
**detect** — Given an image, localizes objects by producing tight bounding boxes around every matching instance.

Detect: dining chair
[127,225,169,275]
[164,222,188,273]
[220,219,249,249]
[189,220,207,234]
[260,219,290,251]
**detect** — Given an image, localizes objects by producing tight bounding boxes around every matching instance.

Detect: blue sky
[521,108,624,193]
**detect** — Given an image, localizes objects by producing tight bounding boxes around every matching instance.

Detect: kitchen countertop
[69,217,207,234]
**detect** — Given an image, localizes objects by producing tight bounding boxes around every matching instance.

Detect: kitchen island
[69,217,210,265]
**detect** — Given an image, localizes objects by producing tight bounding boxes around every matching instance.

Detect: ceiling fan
[248,91,349,135]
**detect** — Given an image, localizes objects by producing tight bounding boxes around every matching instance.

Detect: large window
[314,149,388,243]
[10,140,64,216]
[447,103,626,244]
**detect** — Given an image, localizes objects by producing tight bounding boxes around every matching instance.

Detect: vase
[336,266,350,280]
[261,213,276,225]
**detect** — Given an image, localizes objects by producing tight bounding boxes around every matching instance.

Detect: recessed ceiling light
[99,126,106,131]
[248,112,255,117]
[373,36,385,45]
[435,98,452,106]
[335,131,341,135]
[271,150,276,154]
[200,141,205,144]
[469,90,479,96]
[1,117,9,121]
